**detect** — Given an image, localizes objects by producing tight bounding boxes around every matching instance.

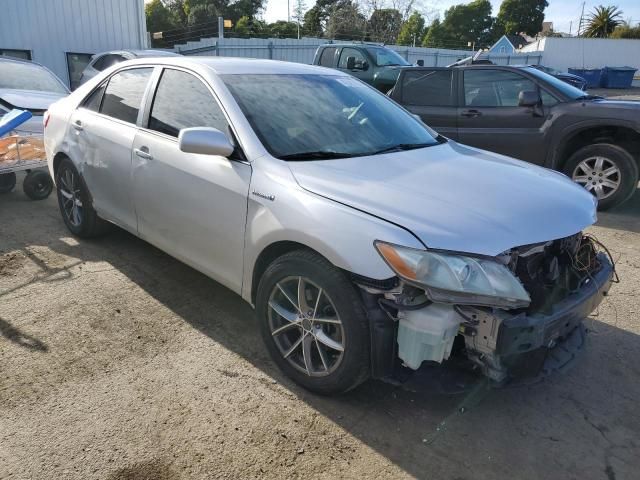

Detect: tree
[326,1,367,39]
[421,18,446,47]
[268,21,300,37]
[292,0,307,38]
[397,11,425,46]
[302,6,324,36]
[368,8,403,43]
[584,5,623,38]
[611,21,640,39]
[146,0,178,33]
[496,0,548,36]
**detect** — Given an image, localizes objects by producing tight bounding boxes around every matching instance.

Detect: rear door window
[401,70,454,106]
[319,47,336,67]
[148,69,228,138]
[99,68,153,124]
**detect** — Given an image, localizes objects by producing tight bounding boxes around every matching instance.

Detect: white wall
[0,0,147,86]
[521,37,640,73]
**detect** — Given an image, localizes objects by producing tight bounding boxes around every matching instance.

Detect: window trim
[338,47,367,70]
[77,65,156,127]
[400,69,455,107]
[138,65,248,161]
[462,68,540,108]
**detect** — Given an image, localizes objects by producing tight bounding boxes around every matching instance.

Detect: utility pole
[577,1,585,37]
[569,20,572,36]
[288,0,290,22]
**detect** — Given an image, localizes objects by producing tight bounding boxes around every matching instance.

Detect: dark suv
[313,43,411,92]
[389,65,640,209]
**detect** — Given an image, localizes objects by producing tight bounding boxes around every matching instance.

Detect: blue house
[488,35,529,54]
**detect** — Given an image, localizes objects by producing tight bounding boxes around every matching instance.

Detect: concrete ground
[1,177,639,480]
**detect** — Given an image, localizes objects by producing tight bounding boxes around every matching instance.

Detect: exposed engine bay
[358,234,616,384]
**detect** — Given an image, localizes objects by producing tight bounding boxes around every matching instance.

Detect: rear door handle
[461,109,482,118]
[134,147,153,160]
[72,120,83,131]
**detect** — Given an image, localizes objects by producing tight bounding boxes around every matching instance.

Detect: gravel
[1,177,639,480]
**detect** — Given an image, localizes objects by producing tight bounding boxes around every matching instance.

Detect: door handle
[461,109,482,118]
[134,147,153,160]
[72,120,83,131]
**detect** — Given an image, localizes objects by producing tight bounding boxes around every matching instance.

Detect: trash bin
[600,66,637,89]
[568,68,603,88]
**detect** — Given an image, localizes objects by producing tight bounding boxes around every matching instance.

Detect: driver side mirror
[518,90,541,107]
[346,56,368,71]
[178,127,235,157]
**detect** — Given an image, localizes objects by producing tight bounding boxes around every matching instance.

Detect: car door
[131,67,251,293]
[69,67,153,231]
[457,68,549,164]
[395,68,458,140]
[337,47,370,83]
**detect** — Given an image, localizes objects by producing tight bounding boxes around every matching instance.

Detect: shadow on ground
[1,186,639,479]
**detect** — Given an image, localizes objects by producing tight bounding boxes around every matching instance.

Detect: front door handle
[134,147,153,160]
[461,109,482,118]
[73,120,83,131]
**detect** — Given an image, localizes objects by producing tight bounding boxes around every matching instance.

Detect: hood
[287,141,597,256]
[0,89,67,111]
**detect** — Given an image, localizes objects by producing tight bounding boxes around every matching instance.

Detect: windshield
[365,47,411,67]
[0,61,68,94]
[525,67,585,100]
[222,74,439,159]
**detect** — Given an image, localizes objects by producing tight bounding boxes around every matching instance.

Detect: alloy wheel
[268,276,345,377]
[58,168,84,227]
[572,156,621,200]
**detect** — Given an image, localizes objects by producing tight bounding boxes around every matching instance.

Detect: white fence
[174,37,542,67]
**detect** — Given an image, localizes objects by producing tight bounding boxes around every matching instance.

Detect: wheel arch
[552,122,640,171]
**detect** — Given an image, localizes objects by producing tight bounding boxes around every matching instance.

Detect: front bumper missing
[462,253,614,383]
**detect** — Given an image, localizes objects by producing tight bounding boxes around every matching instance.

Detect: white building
[0,0,148,89]
[521,37,640,74]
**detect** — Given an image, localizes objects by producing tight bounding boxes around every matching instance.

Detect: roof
[507,35,530,49]
[122,56,348,76]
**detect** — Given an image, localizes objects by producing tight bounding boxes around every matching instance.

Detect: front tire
[564,143,639,210]
[55,158,111,237]
[256,250,370,394]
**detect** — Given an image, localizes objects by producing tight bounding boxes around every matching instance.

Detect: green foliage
[303,6,324,36]
[145,0,177,33]
[268,21,300,37]
[325,1,367,40]
[496,0,548,36]
[368,8,403,43]
[610,22,640,38]
[422,0,494,49]
[397,12,425,46]
[421,18,445,47]
[584,5,623,38]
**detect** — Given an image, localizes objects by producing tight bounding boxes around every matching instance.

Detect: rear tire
[55,157,111,237]
[23,170,53,200]
[256,250,370,395]
[564,143,639,211]
[0,172,17,194]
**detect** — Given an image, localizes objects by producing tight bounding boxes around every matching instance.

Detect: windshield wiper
[369,143,435,155]
[576,94,604,101]
[278,150,356,161]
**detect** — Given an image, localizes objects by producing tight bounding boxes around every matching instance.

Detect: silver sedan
[44,57,613,394]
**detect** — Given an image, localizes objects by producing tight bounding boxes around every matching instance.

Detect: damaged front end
[361,234,615,384]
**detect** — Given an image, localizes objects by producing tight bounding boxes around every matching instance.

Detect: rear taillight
[43,111,50,129]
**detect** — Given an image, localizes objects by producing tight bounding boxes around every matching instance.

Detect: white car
[44,57,614,394]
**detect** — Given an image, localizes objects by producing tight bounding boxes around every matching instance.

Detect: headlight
[375,241,530,309]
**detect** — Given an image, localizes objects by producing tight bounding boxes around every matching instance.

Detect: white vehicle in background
[79,49,180,86]
[44,57,614,394]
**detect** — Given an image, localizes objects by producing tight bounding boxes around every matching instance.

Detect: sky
[263,0,640,34]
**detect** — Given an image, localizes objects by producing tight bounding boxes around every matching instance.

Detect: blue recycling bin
[600,66,637,89]
[568,68,603,88]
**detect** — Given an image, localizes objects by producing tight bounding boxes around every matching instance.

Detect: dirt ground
[1,175,639,480]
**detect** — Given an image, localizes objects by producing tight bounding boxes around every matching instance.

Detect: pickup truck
[312,43,412,92]
[388,65,640,209]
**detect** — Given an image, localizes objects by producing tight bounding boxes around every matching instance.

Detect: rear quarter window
[319,47,336,68]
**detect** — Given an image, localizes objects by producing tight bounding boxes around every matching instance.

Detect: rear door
[131,67,251,293]
[69,67,153,231]
[457,68,549,164]
[395,68,458,140]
